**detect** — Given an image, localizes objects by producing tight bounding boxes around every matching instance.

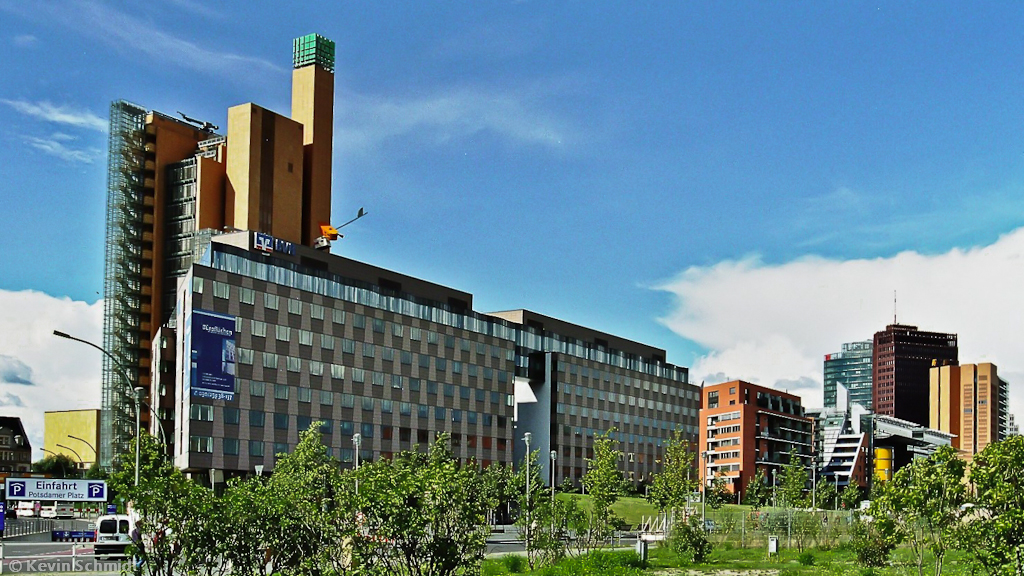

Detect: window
[250,381,266,397]
[373,318,385,333]
[262,352,278,369]
[288,299,302,315]
[419,354,430,369]
[351,368,365,383]
[339,421,354,435]
[468,411,478,425]
[382,347,394,362]
[427,331,438,345]
[435,407,445,420]
[360,423,374,438]
[309,361,323,376]
[224,407,240,425]
[274,442,289,457]
[353,314,366,329]
[401,351,413,365]
[190,404,213,421]
[264,293,279,310]
[427,381,438,394]
[239,287,255,305]
[319,390,334,405]
[251,321,267,337]
[250,410,265,427]
[436,358,447,372]
[192,276,204,293]
[460,386,471,400]
[249,440,264,458]
[213,281,230,299]
[223,438,239,455]
[410,378,421,392]
[239,348,254,365]
[297,415,313,432]
[382,400,393,413]
[363,343,375,358]
[332,309,346,324]
[189,435,213,453]
[276,325,291,341]
[319,420,332,434]
[342,339,356,354]
[400,402,411,416]
[298,387,312,403]
[391,374,403,389]
[418,405,429,418]
[331,364,345,379]
[392,323,404,337]
[362,397,375,411]
[274,413,289,430]
[410,327,422,341]
[310,303,324,319]
[341,393,355,408]
[444,384,455,397]
[452,410,462,423]
[372,372,385,386]
[286,356,301,372]
[445,335,455,348]
[298,330,313,346]
[382,426,393,440]
[321,334,334,349]
[274,384,290,400]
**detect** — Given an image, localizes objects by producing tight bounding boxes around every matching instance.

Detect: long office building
[698,380,812,499]
[101,34,336,467]
[872,324,958,427]
[823,341,873,410]
[160,232,697,485]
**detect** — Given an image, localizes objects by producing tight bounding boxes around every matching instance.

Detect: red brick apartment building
[699,380,813,499]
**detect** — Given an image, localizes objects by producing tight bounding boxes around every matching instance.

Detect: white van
[95,514,134,557]
[15,501,38,518]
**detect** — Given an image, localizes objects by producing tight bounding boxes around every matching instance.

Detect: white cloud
[1,1,282,81]
[23,134,101,163]
[655,228,1024,424]
[335,86,570,153]
[1,99,107,132]
[0,290,103,460]
[12,34,36,47]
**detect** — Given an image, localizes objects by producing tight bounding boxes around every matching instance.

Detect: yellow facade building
[44,410,100,469]
[930,362,1009,460]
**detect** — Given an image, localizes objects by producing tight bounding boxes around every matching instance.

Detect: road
[1,519,128,574]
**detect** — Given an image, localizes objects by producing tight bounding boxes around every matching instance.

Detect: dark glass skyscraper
[873,324,958,427]
[823,341,873,410]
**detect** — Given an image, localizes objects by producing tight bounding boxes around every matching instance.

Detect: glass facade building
[823,341,873,411]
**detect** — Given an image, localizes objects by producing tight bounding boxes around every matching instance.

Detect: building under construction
[101,34,337,467]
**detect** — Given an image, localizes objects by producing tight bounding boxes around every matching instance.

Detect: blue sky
[2,1,1024,433]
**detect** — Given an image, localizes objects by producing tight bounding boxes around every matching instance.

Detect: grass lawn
[558,492,753,528]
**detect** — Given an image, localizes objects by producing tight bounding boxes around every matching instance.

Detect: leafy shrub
[797,550,815,566]
[858,568,879,576]
[666,518,713,564]
[537,551,645,576]
[849,520,893,567]
[501,554,527,573]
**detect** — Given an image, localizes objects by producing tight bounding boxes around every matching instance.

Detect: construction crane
[176,111,219,132]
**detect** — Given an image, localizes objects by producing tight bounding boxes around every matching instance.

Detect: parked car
[94,514,134,558]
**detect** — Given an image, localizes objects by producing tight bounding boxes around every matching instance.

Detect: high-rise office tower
[101,34,336,468]
[872,324,957,427]
[930,362,1009,459]
[823,341,873,410]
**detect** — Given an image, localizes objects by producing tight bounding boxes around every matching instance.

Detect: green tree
[743,468,771,510]
[109,431,174,496]
[704,474,731,510]
[868,445,967,576]
[33,454,80,478]
[956,435,1024,576]
[778,451,809,509]
[357,433,490,576]
[813,477,838,510]
[582,430,624,542]
[646,430,697,513]
[512,448,552,569]
[840,482,862,511]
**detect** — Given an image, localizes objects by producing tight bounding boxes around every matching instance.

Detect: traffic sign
[5,479,107,502]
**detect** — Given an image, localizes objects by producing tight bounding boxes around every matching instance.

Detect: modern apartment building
[930,362,1009,459]
[872,324,958,427]
[698,380,812,499]
[806,404,870,489]
[101,34,336,467]
[163,232,696,486]
[823,341,873,410]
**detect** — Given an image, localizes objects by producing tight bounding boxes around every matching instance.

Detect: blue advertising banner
[189,309,236,401]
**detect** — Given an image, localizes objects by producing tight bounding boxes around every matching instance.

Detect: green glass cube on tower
[293,34,336,72]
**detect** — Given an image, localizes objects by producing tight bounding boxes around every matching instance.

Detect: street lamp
[67,435,97,466]
[701,451,710,530]
[56,444,83,471]
[353,433,362,495]
[41,448,69,477]
[772,468,778,509]
[524,432,532,544]
[133,386,144,486]
[550,449,557,534]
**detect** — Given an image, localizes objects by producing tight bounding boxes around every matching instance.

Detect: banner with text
[6,479,108,502]
[187,308,236,401]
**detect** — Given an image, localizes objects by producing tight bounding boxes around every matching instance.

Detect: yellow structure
[930,362,1008,459]
[874,446,893,482]
[44,410,100,469]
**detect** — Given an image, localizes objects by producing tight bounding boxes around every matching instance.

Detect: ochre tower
[291,34,335,246]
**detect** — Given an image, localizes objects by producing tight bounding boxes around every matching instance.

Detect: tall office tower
[698,380,812,497]
[823,341,873,410]
[872,324,957,427]
[930,362,1009,458]
[101,35,337,468]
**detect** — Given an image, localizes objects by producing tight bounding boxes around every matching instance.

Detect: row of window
[189,432,511,459]
[557,389,695,417]
[556,403,694,433]
[559,424,696,447]
[561,369,696,401]
[230,380,513,408]
[192,404,510,429]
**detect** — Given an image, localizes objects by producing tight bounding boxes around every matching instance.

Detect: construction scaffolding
[101,100,148,469]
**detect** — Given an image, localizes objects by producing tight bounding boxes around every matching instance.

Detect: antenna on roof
[894,290,897,324]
